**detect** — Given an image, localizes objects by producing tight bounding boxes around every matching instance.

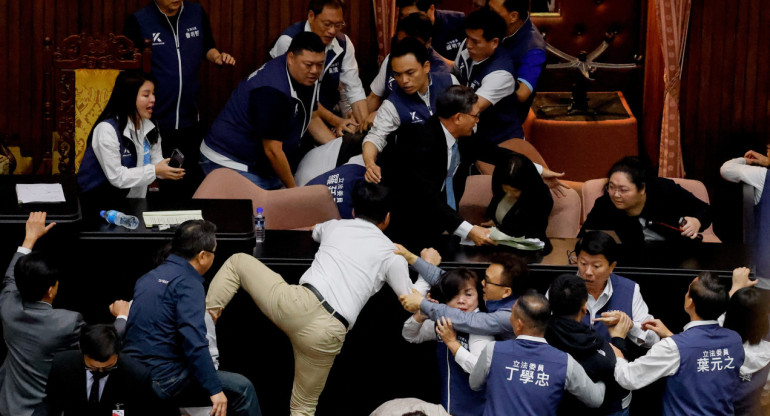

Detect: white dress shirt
[720,157,767,204]
[586,277,660,347]
[85,371,109,401]
[298,218,412,329]
[270,22,366,106]
[402,309,494,373]
[614,320,720,390]
[438,123,474,239]
[91,118,162,198]
[453,44,516,105]
[470,336,606,408]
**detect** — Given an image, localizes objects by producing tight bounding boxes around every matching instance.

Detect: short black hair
[14,252,59,303]
[513,291,551,333]
[391,37,430,65]
[689,271,729,320]
[170,220,217,260]
[465,8,507,42]
[436,85,478,119]
[429,267,480,305]
[548,274,589,317]
[352,182,391,224]
[724,287,768,345]
[396,0,436,12]
[308,0,344,15]
[502,0,531,21]
[489,253,529,294]
[574,231,619,265]
[396,12,434,44]
[607,156,652,193]
[288,31,327,55]
[80,324,121,362]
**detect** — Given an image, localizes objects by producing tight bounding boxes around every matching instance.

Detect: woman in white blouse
[402,268,492,416]
[77,71,184,201]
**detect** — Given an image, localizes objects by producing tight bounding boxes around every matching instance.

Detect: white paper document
[142,210,204,227]
[16,183,66,204]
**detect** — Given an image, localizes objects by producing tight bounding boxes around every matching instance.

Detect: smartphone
[169,148,184,168]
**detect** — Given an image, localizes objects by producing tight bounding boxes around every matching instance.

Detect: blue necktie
[445,141,459,210]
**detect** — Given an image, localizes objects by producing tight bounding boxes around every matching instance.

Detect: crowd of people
[2,0,769,415]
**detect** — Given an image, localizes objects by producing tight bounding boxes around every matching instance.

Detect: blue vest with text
[279,21,347,112]
[456,48,521,144]
[77,118,137,193]
[432,9,466,61]
[134,2,205,130]
[306,164,366,219]
[382,48,451,100]
[387,72,454,129]
[754,169,770,281]
[580,274,635,342]
[484,339,568,416]
[436,330,486,416]
[663,324,744,416]
[203,54,315,172]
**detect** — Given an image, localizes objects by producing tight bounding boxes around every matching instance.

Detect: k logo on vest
[152,32,164,46]
[410,112,422,123]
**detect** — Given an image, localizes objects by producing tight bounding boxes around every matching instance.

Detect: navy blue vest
[436,330,486,416]
[456,48,522,144]
[386,72,454,129]
[382,48,451,100]
[203,54,317,173]
[280,21,347,112]
[484,338,568,416]
[500,18,546,84]
[78,118,138,194]
[306,164,365,219]
[580,274,635,342]
[432,9,466,61]
[134,2,205,130]
[663,324,744,416]
[487,295,517,341]
[754,170,770,281]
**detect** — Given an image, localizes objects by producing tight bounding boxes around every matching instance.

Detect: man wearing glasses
[34,324,157,415]
[270,0,370,135]
[123,220,261,416]
[398,249,528,340]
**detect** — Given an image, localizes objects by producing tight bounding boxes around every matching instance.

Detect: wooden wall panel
[0,0,377,166]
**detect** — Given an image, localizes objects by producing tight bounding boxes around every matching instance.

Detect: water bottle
[255,207,266,243]
[100,210,140,230]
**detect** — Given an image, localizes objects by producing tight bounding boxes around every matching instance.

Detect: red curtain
[655,0,692,178]
[372,0,396,66]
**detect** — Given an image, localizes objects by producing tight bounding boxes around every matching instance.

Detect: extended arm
[421,300,513,337]
[263,139,296,188]
[614,337,680,390]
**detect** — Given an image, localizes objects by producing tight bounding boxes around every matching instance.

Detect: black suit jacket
[382,117,514,250]
[33,351,155,416]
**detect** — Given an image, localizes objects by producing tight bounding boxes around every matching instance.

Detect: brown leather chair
[193,168,341,230]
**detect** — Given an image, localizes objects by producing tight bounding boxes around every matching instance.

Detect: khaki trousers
[206,253,347,416]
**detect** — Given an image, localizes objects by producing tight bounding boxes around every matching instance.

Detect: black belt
[301,283,349,330]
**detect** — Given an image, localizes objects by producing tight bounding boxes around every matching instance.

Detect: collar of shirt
[122,117,156,143]
[683,320,720,331]
[440,122,457,172]
[502,16,531,44]
[166,254,204,283]
[586,274,614,313]
[516,335,547,343]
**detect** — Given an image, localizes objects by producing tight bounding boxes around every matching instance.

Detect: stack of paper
[488,227,545,251]
[142,210,203,227]
[16,184,66,204]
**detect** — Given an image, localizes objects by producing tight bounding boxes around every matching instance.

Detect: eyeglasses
[85,363,118,374]
[204,249,216,255]
[483,276,509,288]
[464,112,480,121]
[320,20,345,31]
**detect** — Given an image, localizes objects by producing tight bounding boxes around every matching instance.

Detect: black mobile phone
[169,148,184,168]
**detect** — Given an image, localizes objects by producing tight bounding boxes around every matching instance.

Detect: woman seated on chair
[580,156,711,245]
[77,71,184,201]
[402,268,492,416]
[485,153,553,247]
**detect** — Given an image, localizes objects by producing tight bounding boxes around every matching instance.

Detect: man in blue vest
[124,0,236,197]
[398,249,529,341]
[396,0,466,62]
[454,8,521,145]
[363,12,452,127]
[488,0,547,124]
[574,231,660,347]
[362,37,457,183]
[200,32,333,190]
[612,271,745,415]
[270,0,369,136]
[469,293,606,415]
[720,142,770,288]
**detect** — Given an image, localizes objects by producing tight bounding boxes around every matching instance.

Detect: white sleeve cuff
[454,221,473,239]
[17,247,32,255]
